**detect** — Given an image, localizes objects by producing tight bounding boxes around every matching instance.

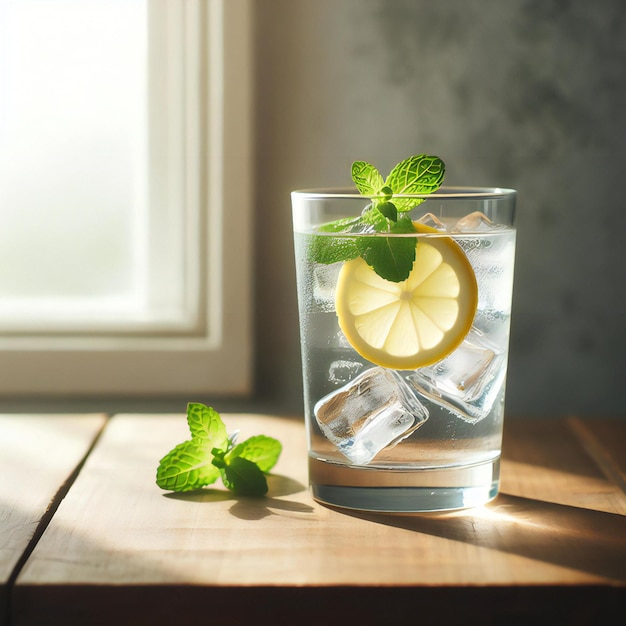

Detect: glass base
[309,455,500,513]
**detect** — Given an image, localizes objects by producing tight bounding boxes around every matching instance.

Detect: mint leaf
[385,155,445,212]
[360,205,388,229]
[377,201,398,222]
[318,217,362,232]
[380,186,393,201]
[308,232,359,265]
[156,439,221,492]
[212,450,268,497]
[219,456,268,496]
[308,216,361,265]
[226,435,282,473]
[356,216,417,282]
[351,161,384,195]
[186,402,228,448]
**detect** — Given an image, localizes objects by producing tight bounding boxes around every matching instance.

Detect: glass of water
[292,187,516,512]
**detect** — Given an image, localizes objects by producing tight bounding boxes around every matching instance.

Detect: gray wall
[254,0,626,418]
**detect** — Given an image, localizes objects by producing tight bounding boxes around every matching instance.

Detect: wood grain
[11,414,626,626]
[0,414,107,626]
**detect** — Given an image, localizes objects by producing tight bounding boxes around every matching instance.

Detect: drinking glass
[292,187,516,512]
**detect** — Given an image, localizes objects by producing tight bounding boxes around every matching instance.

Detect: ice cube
[415,212,448,231]
[451,211,505,233]
[452,211,515,315]
[334,330,351,349]
[408,328,506,423]
[471,309,511,347]
[328,359,364,384]
[314,366,429,465]
[312,264,340,312]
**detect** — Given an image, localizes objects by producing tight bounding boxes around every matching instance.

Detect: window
[0,0,252,395]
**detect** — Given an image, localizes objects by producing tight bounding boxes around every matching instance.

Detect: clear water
[294,226,516,512]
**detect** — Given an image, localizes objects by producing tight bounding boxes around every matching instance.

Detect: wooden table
[1,413,624,625]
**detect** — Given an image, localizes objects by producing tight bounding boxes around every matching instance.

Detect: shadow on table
[163,472,314,520]
[339,492,626,582]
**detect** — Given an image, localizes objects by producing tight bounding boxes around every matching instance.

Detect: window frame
[0,0,253,396]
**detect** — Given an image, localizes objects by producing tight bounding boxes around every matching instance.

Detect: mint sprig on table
[156,403,281,496]
[310,154,445,282]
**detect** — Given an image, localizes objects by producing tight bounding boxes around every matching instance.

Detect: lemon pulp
[335,224,478,369]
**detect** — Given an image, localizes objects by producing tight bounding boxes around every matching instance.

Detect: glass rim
[291,185,516,200]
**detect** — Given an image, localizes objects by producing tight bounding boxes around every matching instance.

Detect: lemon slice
[335,223,478,369]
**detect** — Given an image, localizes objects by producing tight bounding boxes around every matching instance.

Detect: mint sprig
[156,403,281,496]
[310,154,445,282]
